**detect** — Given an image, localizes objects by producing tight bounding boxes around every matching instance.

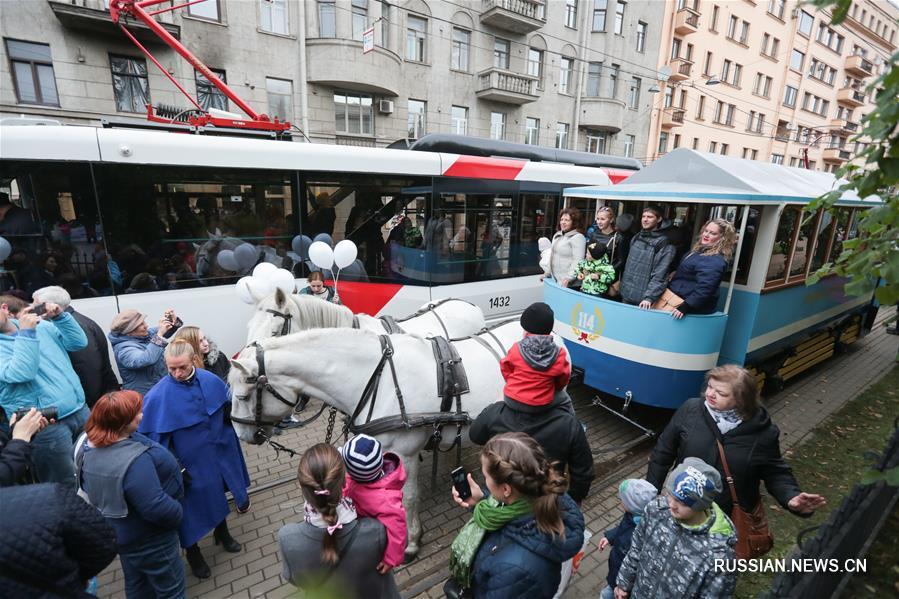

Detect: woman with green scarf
[446,433,586,599]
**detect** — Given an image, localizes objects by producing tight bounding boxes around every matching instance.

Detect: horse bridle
[266,308,293,337]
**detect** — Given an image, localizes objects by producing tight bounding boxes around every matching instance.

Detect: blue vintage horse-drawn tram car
[546,149,881,412]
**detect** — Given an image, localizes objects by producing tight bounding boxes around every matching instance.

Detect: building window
[721,59,731,82]
[623,134,635,157]
[196,68,227,111]
[696,95,705,119]
[265,77,293,123]
[663,85,673,108]
[559,57,573,94]
[608,63,619,97]
[783,84,798,107]
[493,38,510,69]
[525,117,540,145]
[565,0,578,28]
[407,99,426,138]
[753,73,772,97]
[726,104,735,126]
[490,111,506,140]
[703,51,713,75]
[593,0,607,31]
[727,15,738,39]
[451,28,470,71]
[636,21,647,52]
[789,49,804,71]
[658,131,669,154]
[188,0,219,21]
[406,15,427,62]
[351,0,368,40]
[692,137,699,149]
[627,77,641,108]
[671,37,682,60]
[110,54,149,113]
[614,1,626,34]
[797,10,814,36]
[673,134,681,149]
[318,0,336,37]
[334,92,373,135]
[709,141,717,153]
[585,130,607,153]
[261,0,289,34]
[710,4,719,31]
[6,39,59,106]
[556,122,569,149]
[767,0,785,19]
[381,4,390,47]
[771,153,784,165]
[586,62,602,96]
[451,105,468,135]
[527,48,544,87]
[720,143,728,155]
[731,63,742,86]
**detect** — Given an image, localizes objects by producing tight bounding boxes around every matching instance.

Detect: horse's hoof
[403,549,419,563]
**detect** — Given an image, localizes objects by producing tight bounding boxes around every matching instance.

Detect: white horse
[228,322,565,558]
[245,288,486,343]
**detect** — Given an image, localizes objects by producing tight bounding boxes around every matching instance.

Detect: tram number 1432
[489,296,511,310]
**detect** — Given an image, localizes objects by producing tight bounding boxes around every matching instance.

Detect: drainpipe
[570,0,591,151]
[298,0,310,139]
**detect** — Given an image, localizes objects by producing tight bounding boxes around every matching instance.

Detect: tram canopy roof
[564,148,881,206]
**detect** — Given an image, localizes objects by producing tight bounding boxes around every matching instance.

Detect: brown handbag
[715,439,774,559]
[651,288,684,312]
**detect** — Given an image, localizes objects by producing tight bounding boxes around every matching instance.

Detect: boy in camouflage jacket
[614,457,737,599]
[574,242,617,296]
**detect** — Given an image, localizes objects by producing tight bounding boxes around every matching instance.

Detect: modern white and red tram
[0,124,638,355]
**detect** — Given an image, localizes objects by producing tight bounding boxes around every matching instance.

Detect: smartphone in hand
[31,303,47,316]
[451,466,472,500]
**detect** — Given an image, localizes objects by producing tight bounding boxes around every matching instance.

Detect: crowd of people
[1,224,827,599]
[544,204,738,318]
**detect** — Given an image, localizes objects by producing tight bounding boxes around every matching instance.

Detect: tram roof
[564,148,881,207]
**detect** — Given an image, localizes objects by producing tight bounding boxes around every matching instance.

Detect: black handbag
[443,577,473,599]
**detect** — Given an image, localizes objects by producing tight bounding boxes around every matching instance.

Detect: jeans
[120,531,186,599]
[600,585,614,599]
[30,404,89,486]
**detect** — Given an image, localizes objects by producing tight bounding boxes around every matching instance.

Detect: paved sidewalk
[94,313,897,599]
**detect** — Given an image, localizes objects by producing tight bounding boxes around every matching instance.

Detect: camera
[31,303,47,316]
[162,316,183,339]
[13,406,58,423]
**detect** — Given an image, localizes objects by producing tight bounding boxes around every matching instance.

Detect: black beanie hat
[520,302,554,335]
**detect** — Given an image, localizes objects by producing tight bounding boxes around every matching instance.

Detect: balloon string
[333,265,341,299]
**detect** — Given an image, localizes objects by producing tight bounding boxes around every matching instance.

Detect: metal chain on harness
[325,407,337,444]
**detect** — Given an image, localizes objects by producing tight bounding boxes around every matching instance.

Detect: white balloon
[235,276,255,304]
[234,243,257,270]
[0,237,10,262]
[247,276,274,300]
[537,237,551,252]
[217,249,238,272]
[253,262,278,279]
[308,241,334,270]
[269,268,296,294]
[333,239,358,269]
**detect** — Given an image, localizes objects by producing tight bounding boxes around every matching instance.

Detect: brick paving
[95,312,897,598]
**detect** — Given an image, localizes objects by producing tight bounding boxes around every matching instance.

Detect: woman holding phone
[108,308,180,395]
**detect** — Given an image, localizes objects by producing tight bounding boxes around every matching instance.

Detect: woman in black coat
[173,326,231,382]
[586,206,626,278]
[668,218,736,319]
[647,365,825,518]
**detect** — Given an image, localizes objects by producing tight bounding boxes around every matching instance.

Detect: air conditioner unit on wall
[379,100,394,114]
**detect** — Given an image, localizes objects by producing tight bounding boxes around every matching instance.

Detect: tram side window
[305,174,431,284]
[1,161,109,299]
[435,193,514,283]
[766,206,800,285]
[519,193,557,276]
[93,165,297,294]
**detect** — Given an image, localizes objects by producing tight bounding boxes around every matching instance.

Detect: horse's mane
[289,294,356,330]
[262,326,382,352]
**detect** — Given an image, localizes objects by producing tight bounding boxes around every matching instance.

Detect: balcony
[306,39,402,97]
[667,57,693,82]
[844,54,874,78]
[579,98,627,133]
[837,87,866,107]
[822,147,851,163]
[830,118,860,135]
[480,0,546,34]
[476,68,539,104]
[661,107,685,128]
[48,0,180,42]
[674,8,700,35]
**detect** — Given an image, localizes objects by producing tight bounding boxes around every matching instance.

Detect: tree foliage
[804,0,899,306]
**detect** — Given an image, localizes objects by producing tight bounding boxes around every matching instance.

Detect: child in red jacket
[340,434,407,573]
[501,302,570,407]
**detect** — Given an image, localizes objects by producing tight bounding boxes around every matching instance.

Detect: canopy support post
[724,205,750,315]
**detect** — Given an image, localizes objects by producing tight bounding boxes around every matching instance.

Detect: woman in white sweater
[544,208,587,287]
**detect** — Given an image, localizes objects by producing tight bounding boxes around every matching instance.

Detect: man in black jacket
[33,286,120,408]
[0,408,46,486]
[0,482,117,597]
[469,392,595,503]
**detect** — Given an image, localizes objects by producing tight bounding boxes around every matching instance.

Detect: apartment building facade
[647,0,896,171]
[1,0,666,160]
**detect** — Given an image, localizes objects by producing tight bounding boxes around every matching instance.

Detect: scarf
[449,496,533,588]
[303,497,358,536]
[705,401,742,434]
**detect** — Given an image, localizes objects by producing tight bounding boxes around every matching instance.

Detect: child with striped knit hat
[340,434,408,573]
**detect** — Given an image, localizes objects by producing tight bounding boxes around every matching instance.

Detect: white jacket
[548,230,587,282]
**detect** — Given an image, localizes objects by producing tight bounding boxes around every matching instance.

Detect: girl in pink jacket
[340,434,408,572]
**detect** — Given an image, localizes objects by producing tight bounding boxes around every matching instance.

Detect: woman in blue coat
[109,308,177,395]
[668,218,737,318]
[138,340,250,580]
[78,390,186,599]
[449,433,586,599]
